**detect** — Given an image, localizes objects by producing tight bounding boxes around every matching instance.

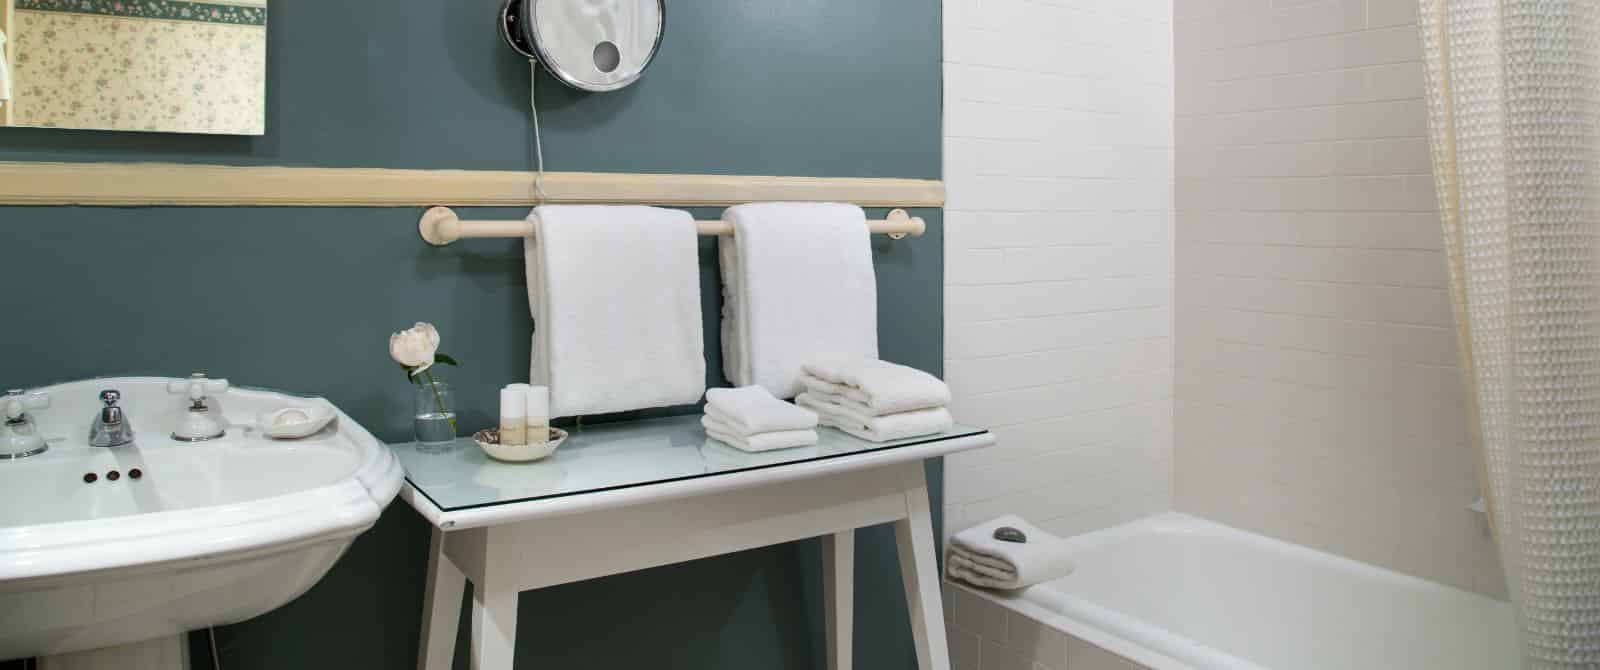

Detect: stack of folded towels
[947,515,1076,591]
[795,359,954,442]
[702,386,820,452]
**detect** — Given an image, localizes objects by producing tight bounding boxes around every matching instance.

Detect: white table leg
[470,586,518,669]
[419,526,466,670]
[822,530,855,670]
[894,469,950,670]
[470,535,519,670]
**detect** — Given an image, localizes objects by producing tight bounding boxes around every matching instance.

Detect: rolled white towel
[800,359,951,415]
[946,515,1075,591]
[701,415,818,452]
[796,392,953,443]
[705,386,818,435]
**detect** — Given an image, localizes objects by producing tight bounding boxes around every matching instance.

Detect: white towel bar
[418,206,927,246]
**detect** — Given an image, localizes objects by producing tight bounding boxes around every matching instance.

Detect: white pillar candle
[499,385,527,446]
[527,386,550,447]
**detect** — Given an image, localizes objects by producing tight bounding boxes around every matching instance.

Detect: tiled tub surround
[940,0,1515,665]
[940,0,1176,542]
[947,584,1147,670]
[1173,0,1504,597]
[9,0,266,134]
[944,515,1517,670]
[939,0,1501,603]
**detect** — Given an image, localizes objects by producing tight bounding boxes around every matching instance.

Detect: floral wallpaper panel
[10,1,266,135]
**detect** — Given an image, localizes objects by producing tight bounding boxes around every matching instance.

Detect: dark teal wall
[0,2,942,668]
[0,1,940,176]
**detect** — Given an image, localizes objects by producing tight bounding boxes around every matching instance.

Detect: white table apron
[408,442,987,670]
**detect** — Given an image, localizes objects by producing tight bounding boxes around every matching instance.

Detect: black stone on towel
[993,526,1027,543]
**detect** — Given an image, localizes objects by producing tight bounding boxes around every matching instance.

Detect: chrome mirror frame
[497,0,665,93]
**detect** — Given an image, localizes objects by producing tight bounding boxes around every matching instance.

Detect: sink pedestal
[39,635,189,670]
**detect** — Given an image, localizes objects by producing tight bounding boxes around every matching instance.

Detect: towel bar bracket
[885,209,913,240]
[419,207,464,246]
[419,206,925,246]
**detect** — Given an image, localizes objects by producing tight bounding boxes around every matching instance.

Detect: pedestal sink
[0,377,403,668]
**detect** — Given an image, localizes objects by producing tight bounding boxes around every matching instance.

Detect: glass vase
[413,380,459,453]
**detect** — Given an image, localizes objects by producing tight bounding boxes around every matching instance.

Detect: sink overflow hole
[106,470,120,481]
[82,472,97,483]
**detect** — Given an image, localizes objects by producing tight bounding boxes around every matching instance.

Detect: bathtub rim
[946,578,1193,670]
[947,512,1515,670]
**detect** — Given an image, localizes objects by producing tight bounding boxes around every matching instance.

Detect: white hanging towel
[946,515,1076,591]
[526,205,706,417]
[719,203,878,398]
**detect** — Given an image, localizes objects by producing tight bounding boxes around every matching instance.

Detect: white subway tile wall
[1174,0,1505,597]
[942,0,1177,542]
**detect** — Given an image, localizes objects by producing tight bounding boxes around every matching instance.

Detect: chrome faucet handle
[1,390,50,459]
[3,389,49,423]
[167,373,229,409]
[168,374,227,442]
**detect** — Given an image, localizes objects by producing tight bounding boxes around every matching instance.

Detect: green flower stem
[422,368,456,433]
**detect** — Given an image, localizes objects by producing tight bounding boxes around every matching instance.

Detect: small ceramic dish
[256,404,337,440]
[473,427,567,462]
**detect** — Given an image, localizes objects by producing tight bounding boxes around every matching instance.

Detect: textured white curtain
[1418,1,1600,666]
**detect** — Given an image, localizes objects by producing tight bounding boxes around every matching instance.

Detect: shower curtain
[1418,1,1600,666]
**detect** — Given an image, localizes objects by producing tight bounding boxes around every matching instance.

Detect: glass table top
[391,414,986,511]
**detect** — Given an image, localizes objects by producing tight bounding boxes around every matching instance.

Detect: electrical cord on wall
[529,61,549,204]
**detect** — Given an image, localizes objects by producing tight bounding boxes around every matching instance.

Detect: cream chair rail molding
[0,162,945,208]
[419,206,927,245]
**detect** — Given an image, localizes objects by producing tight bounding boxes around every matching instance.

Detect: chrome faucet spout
[89,389,135,448]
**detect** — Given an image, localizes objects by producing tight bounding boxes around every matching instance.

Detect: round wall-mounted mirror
[498,0,664,93]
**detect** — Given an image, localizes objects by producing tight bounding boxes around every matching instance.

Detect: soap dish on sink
[257,404,337,439]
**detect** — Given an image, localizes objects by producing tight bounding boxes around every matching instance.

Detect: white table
[392,415,992,670]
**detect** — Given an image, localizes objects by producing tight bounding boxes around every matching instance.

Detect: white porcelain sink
[0,377,403,662]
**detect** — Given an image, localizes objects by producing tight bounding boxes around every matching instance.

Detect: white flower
[390,322,440,375]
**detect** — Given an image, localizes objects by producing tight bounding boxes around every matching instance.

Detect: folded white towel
[527,205,706,417]
[704,386,818,435]
[796,392,953,442]
[702,415,818,452]
[799,358,951,415]
[719,203,878,398]
[946,515,1075,591]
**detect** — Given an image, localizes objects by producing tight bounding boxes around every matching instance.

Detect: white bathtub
[947,513,1519,670]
